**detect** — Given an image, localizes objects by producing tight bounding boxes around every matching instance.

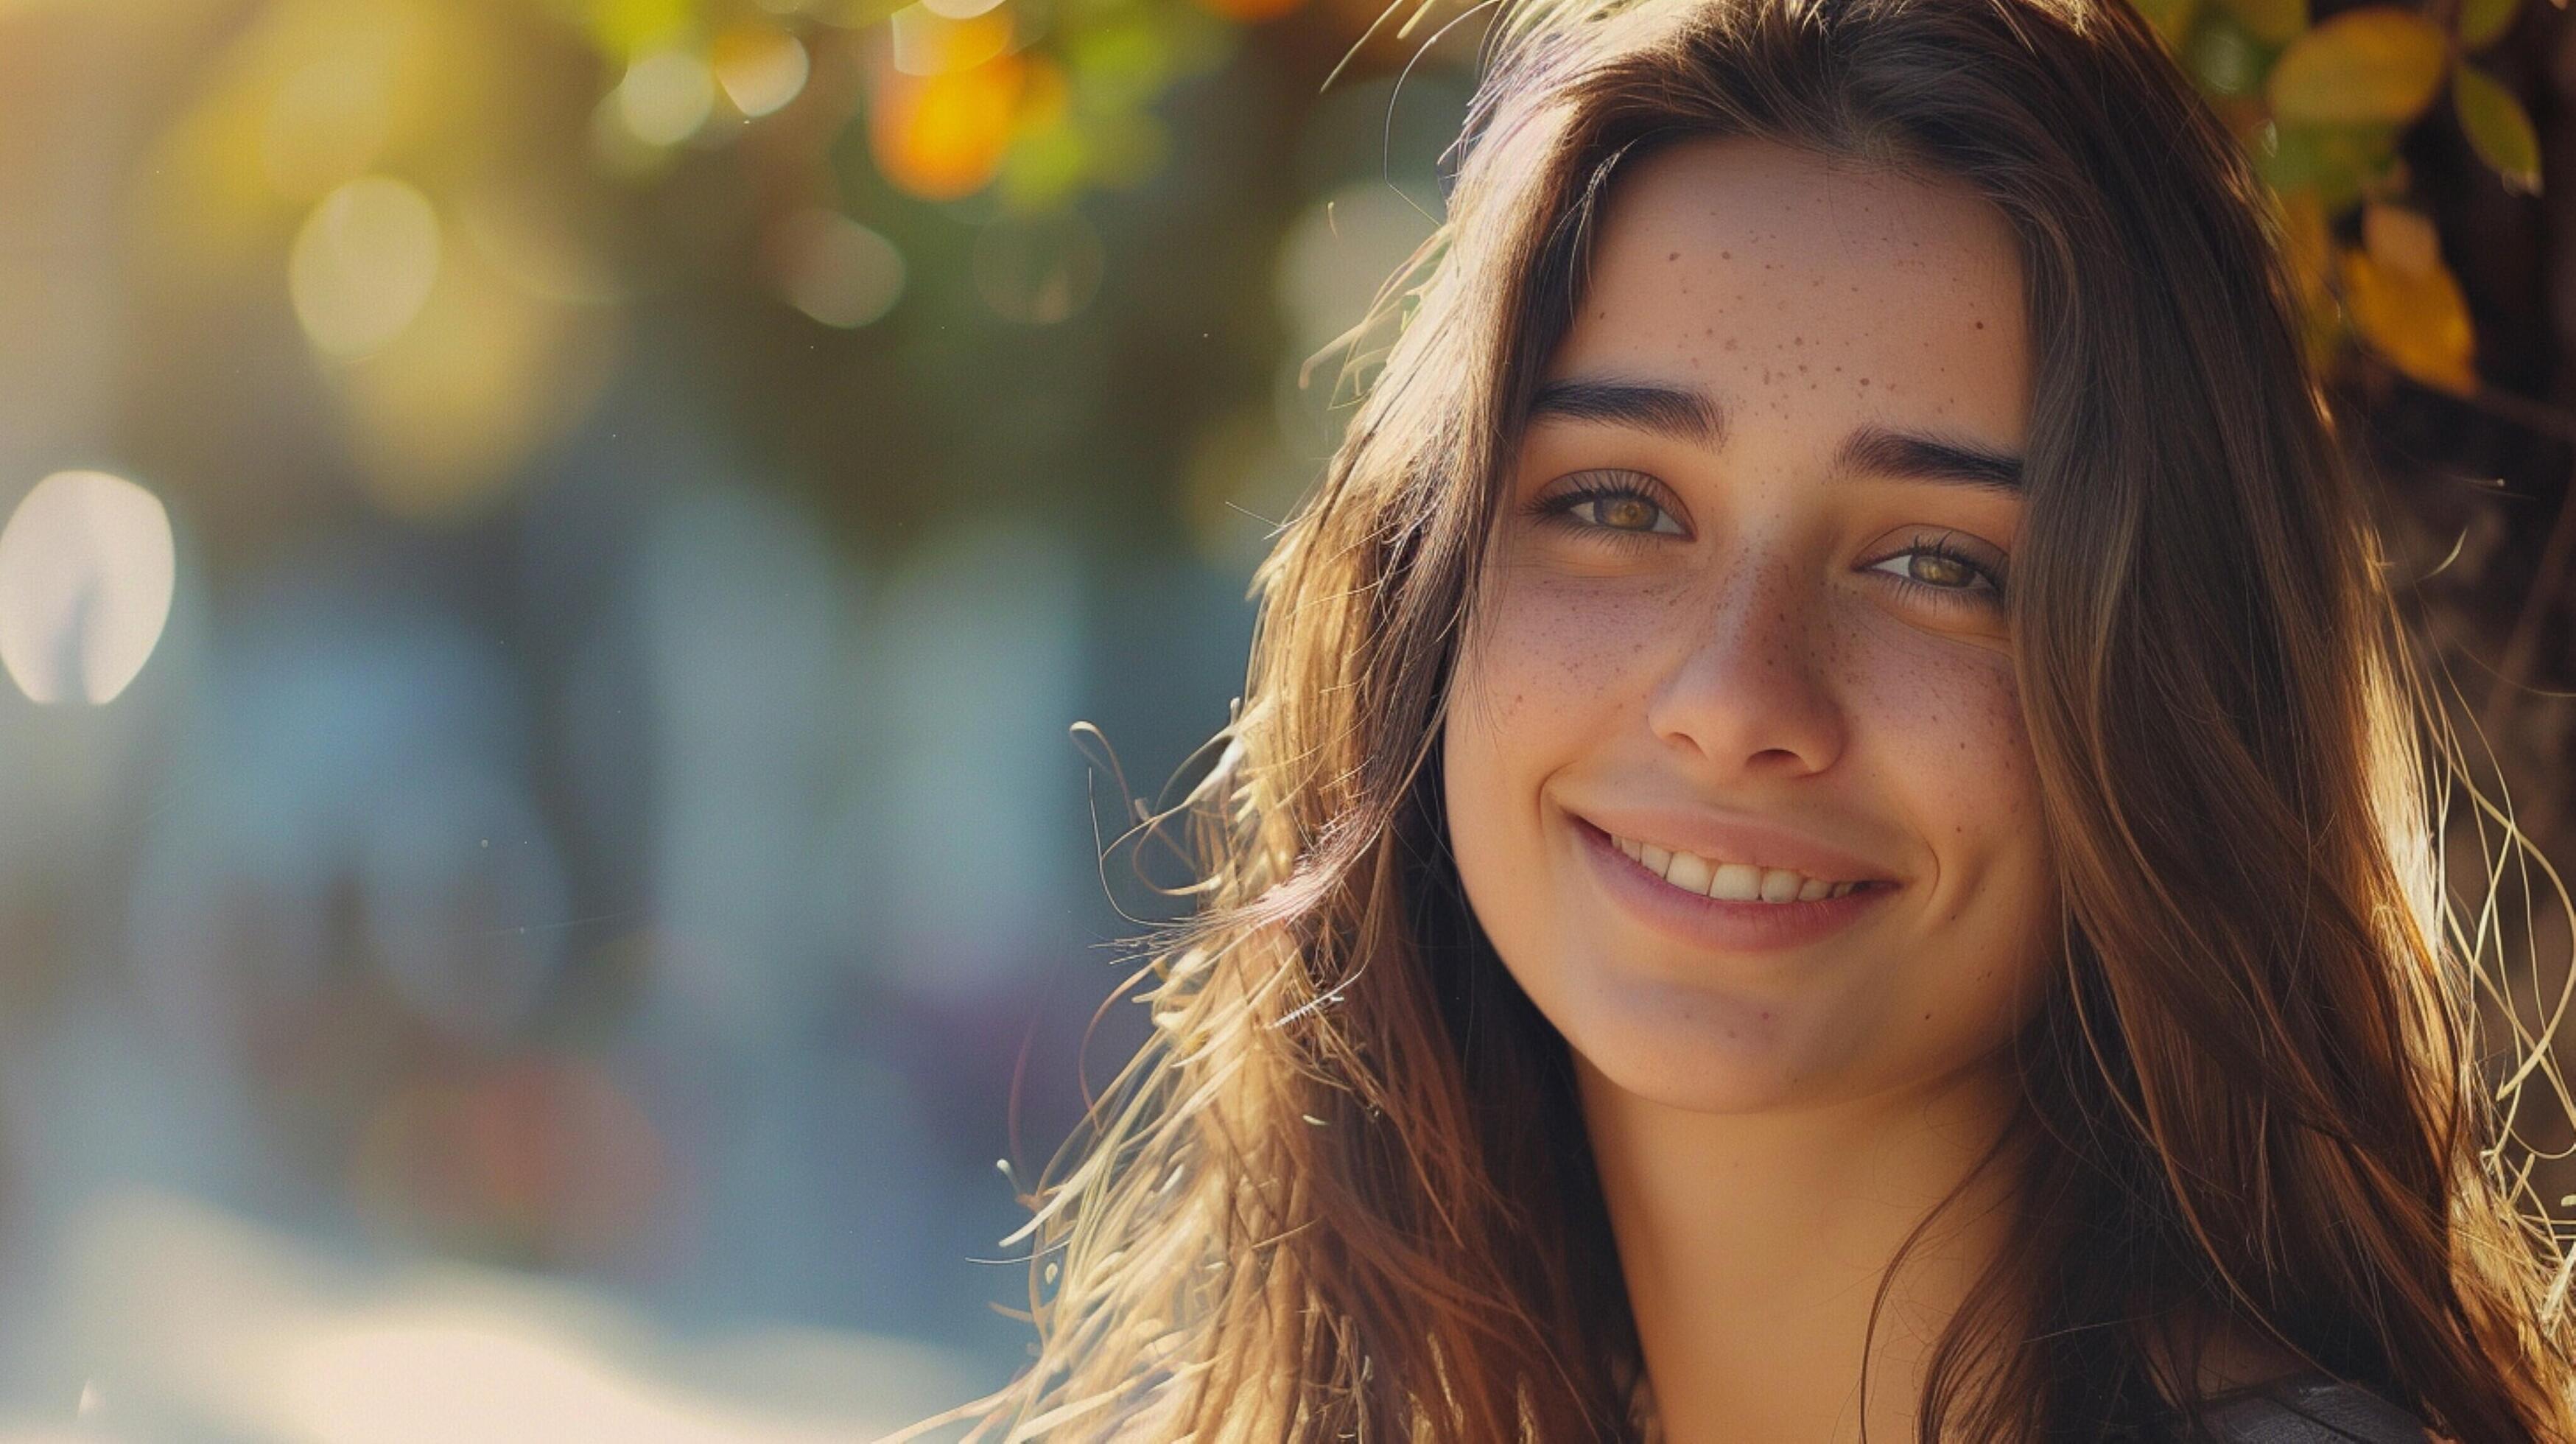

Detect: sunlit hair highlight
[891,0,2576,1437]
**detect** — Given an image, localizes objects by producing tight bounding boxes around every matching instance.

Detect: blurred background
[0,0,2569,1437]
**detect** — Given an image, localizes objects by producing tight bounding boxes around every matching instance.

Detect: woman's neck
[1576,1054,2027,1444]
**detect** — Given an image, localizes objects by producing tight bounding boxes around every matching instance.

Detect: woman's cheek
[1465,568,1678,735]
[1444,572,1660,928]
[1842,611,2032,803]
[1837,611,2055,967]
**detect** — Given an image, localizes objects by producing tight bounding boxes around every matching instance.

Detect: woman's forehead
[1543,136,2032,460]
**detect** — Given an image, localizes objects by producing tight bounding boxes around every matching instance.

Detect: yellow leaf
[2215,0,2306,46]
[2361,201,2439,276]
[2459,0,2521,49]
[2268,7,2448,125]
[2337,246,2477,396]
[2454,63,2541,194]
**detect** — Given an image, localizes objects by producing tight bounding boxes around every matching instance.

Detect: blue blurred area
[0,0,1473,1435]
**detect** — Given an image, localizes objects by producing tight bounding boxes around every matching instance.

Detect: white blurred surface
[0,1188,982,1442]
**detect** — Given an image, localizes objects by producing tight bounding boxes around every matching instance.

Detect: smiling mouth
[1600,830,1879,904]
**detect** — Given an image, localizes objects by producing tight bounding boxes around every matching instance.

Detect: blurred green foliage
[2135,0,2541,397]
[130,0,2552,542]
[555,0,1257,211]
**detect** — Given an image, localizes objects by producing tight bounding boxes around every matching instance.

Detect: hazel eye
[1864,531,2008,610]
[1526,474,1689,540]
[1869,549,1984,589]
[1568,493,1683,534]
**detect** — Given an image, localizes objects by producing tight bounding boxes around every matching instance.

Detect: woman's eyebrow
[1525,376,1726,447]
[1836,428,2024,495]
[1523,374,2024,496]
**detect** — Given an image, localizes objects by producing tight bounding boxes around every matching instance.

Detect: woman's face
[1442,136,2059,1114]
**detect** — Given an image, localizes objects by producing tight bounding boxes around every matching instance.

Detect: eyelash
[1522,474,2010,610]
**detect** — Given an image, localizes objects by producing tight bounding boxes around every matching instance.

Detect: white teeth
[1710,863,1761,901]
[1610,833,1869,904]
[1664,851,1713,893]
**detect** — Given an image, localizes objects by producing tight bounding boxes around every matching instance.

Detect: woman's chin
[1554,981,1836,1115]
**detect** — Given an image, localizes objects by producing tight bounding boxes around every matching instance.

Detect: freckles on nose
[1651,576,1864,696]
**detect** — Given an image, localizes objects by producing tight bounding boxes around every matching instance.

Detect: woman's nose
[1640,550,1846,777]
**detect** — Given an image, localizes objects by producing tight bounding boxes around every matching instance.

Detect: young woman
[896,0,2576,1437]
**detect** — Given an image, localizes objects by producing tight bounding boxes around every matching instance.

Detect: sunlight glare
[0,471,178,706]
[290,176,443,359]
[712,24,810,118]
[617,51,716,147]
[770,210,906,328]
[889,5,1013,76]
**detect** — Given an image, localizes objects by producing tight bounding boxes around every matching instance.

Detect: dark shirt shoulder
[2166,1370,2435,1443]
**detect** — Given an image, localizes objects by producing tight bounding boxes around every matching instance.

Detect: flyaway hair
[891,0,2576,1437]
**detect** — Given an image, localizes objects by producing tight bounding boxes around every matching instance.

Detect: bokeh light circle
[289,175,443,360]
[712,24,809,118]
[0,470,177,706]
[770,209,907,328]
[616,51,715,147]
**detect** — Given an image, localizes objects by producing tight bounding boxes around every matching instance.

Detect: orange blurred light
[868,54,1026,201]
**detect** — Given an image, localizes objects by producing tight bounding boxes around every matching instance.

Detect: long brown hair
[893,0,2576,1437]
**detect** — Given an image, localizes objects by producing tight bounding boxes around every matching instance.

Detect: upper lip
[1570,805,1901,884]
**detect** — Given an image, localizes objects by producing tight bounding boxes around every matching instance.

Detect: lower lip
[1573,815,1896,953]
